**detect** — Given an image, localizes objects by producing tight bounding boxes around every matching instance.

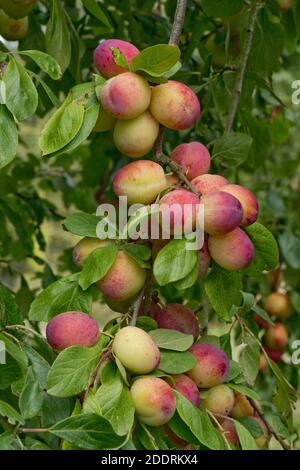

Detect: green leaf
[85,375,135,436]
[29,274,92,322]
[131,44,181,77]
[213,132,253,167]
[245,223,279,275]
[45,0,71,73]
[239,336,260,385]
[19,50,62,80]
[168,412,200,445]
[0,400,24,425]
[149,329,194,351]
[50,414,126,450]
[82,0,111,27]
[205,265,242,320]
[136,316,158,332]
[39,101,85,155]
[249,11,284,75]
[252,305,274,327]
[173,260,199,290]
[47,343,101,397]
[0,333,27,390]
[19,370,43,420]
[24,345,51,390]
[63,212,100,237]
[79,244,118,290]
[175,392,225,450]
[0,105,18,169]
[123,244,152,269]
[266,358,297,429]
[238,416,264,438]
[50,102,100,158]
[234,420,259,450]
[202,0,244,17]
[0,284,22,328]
[0,432,15,450]
[278,229,300,270]
[227,384,260,401]
[153,239,198,286]
[3,57,38,121]
[158,350,196,374]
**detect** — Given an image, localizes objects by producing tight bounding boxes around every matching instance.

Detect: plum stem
[225,1,262,133]
[247,398,292,450]
[129,287,146,326]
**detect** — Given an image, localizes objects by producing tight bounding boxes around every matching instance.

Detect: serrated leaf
[29,274,92,322]
[175,392,225,450]
[234,420,259,450]
[205,265,242,320]
[0,400,24,425]
[213,132,253,167]
[239,336,260,385]
[245,223,279,275]
[47,343,101,397]
[0,284,22,328]
[50,413,126,450]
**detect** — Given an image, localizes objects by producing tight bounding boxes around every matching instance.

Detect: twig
[129,288,146,326]
[169,0,188,46]
[19,428,48,434]
[225,1,262,132]
[248,398,291,450]
[155,151,199,196]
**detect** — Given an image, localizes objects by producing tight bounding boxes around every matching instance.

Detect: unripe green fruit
[112,326,160,374]
[0,10,28,40]
[0,0,36,19]
[203,385,235,416]
[113,111,159,158]
[130,377,176,426]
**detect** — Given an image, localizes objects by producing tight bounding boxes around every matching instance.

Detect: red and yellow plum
[208,228,255,270]
[46,311,99,351]
[187,343,229,388]
[100,72,151,119]
[150,81,201,130]
[220,184,259,226]
[113,160,167,205]
[130,377,176,426]
[159,189,199,235]
[93,39,139,78]
[201,191,243,235]
[113,111,159,158]
[170,142,211,181]
[203,385,235,416]
[172,374,200,407]
[191,174,228,195]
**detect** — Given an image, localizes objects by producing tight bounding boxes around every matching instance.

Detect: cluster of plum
[256,291,294,368]
[45,308,269,448]
[0,0,35,41]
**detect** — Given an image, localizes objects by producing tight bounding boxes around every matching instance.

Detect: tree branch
[129,287,146,326]
[225,1,262,132]
[169,0,188,46]
[248,398,292,451]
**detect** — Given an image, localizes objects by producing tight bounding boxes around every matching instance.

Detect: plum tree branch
[168,0,188,46]
[248,398,292,450]
[129,287,146,326]
[225,1,262,133]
